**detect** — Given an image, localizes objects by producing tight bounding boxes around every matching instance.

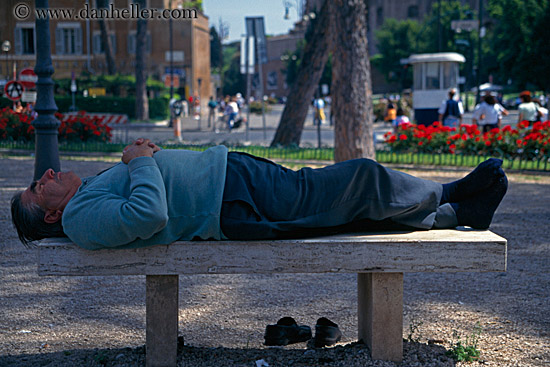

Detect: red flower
[399,134,408,140]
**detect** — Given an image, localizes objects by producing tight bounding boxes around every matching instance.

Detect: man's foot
[441,158,504,204]
[451,174,508,229]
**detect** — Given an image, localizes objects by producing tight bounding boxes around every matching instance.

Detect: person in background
[207,96,218,130]
[438,88,464,128]
[313,97,326,126]
[472,94,509,132]
[533,98,548,122]
[14,101,24,113]
[393,107,410,134]
[384,102,397,127]
[225,96,239,131]
[518,91,540,124]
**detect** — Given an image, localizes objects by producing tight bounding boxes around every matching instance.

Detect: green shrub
[54,96,169,119]
[249,101,272,114]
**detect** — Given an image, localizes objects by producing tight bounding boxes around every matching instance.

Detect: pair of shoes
[264,317,342,347]
[313,317,342,347]
[264,317,312,346]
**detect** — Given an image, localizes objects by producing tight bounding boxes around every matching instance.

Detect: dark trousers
[220,152,456,240]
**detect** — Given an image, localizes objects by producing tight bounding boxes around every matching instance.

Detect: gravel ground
[0,154,549,367]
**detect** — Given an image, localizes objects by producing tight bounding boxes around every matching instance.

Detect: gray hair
[10,191,66,247]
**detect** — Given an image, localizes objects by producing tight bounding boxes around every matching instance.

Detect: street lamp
[2,40,10,80]
[33,0,61,180]
[283,0,303,20]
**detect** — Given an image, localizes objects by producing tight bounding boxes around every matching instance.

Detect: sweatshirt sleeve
[62,156,169,249]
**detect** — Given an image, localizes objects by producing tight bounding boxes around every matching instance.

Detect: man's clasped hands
[122,138,161,164]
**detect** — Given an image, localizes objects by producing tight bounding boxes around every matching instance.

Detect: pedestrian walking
[472,94,509,133]
[314,97,326,126]
[207,96,218,129]
[393,107,410,134]
[518,91,541,124]
[438,88,464,128]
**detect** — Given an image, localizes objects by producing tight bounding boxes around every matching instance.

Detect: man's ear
[44,209,63,224]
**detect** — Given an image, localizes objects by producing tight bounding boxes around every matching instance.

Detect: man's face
[21,169,81,217]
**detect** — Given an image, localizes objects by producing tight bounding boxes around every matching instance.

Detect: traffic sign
[164,74,180,88]
[4,81,24,101]
[171,100,183,117]
[451,20,479,32]
[22,91,37,103]
[19,68,38,89]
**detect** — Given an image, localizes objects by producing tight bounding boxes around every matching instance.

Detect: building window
[267,71,278,90]
[425,62,440,90]
[14,25,35,55]
[93,33,117,54]
[55,23,83,55]
[407,5,419,18]
[127,32,152,54]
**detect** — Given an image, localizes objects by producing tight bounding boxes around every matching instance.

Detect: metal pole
[169,0,174,127]
[316,90,321,149]
[437,0,442,52]
[197,78,202,130]
[33,0,61,180]
[85,0,91,72]
[476,0,483,105]
[257,60,266,140]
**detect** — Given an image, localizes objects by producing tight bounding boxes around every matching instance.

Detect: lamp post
[2,41,10,80]
[197,77,202,130]
[33,0,61,180]
[168,0,174,128]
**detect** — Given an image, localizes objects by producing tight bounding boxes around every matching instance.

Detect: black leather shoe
[264,317,312,346]
[313,317,342,347]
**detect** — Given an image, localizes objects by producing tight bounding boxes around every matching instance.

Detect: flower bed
[0,108,112,143]
[384,121,550,161]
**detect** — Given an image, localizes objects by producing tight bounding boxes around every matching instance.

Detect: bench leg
[146,275,179,367]
[357,272,403,362]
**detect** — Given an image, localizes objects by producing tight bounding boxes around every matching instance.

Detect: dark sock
[441,158,504,204]
[451,174,508,229]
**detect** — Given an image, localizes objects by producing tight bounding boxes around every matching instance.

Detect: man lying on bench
[11,138,508,250]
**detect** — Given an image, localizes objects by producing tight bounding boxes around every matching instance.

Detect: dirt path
[0,156,548,366]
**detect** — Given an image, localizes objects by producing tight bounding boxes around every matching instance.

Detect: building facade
[1,0,210,103]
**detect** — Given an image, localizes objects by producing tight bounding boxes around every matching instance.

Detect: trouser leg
[220,153,457,239]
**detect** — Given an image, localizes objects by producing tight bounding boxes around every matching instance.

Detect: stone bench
[38,229,507,367]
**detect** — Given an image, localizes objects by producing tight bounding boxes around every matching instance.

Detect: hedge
[54,96,169,119]
[1,96,169,120]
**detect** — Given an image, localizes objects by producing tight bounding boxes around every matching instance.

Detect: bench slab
[39,229,507,276]
[37,229,507,366]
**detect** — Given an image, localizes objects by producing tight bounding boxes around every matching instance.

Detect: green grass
[1,141,549,171]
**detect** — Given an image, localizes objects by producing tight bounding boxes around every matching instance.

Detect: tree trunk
[135,0,149,121]
[270,0,330,147]
[96,0,117,75]
[329,0,375,162]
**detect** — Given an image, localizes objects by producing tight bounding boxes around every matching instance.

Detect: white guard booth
[403,52,465,125]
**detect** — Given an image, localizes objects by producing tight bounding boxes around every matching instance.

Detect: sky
[202,0,300,43]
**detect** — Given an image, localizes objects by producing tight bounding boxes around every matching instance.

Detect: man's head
[448,88,457,98]
[520,90,531,103]
[11,169,81,246]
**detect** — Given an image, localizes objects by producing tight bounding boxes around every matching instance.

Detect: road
[114,104,521,147]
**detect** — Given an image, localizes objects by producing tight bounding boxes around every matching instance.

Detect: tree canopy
[373,0,550,92]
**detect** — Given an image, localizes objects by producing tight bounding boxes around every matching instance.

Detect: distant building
[0,0,211,102]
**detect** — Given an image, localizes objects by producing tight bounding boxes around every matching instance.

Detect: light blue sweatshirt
[62,146,228,250]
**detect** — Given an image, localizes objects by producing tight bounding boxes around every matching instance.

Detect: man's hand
[122,138,160,164]
[133,138,161,153]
